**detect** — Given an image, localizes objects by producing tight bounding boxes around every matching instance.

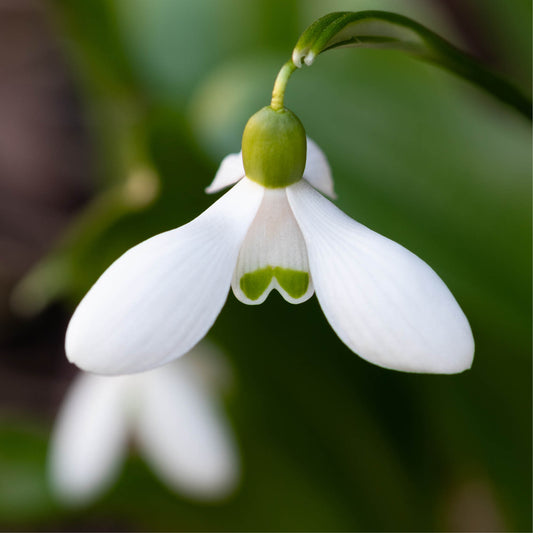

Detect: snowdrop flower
[66,105,474,375]
[48,346,240,505]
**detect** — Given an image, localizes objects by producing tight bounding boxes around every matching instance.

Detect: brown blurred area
[0,0,93,414]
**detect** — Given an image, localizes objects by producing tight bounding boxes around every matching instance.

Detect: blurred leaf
[0,419,58,526]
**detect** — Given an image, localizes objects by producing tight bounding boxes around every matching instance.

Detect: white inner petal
[232,188,313,305]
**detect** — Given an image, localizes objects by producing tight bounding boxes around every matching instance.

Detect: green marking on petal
[240,266,309,300]
[274,267,309,298]
[240,268,273,301]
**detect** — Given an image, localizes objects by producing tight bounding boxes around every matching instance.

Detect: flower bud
[242,106,306,188]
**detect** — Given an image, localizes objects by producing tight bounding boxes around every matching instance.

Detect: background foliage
[0,0,530,531]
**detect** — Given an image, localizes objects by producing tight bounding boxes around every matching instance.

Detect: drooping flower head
[65,102,474,375]
[49,345,239,504]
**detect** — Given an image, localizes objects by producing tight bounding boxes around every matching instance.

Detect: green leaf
[0,420,59,525]
[292,11,531,120]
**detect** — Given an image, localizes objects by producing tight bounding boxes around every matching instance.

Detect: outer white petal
[303,138,336,199]
[232,188,314,305]
[66,178,263,375]
[287,180,474,374]
[48,373,130,505]
[134,357,240,500]
[205,152,245,194]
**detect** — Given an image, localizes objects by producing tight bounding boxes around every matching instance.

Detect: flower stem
[271,60,297,111]
[293,10,531,120]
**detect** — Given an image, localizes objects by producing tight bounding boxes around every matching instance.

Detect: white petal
[134,356,240,500]
[303,138,336,199]
[66,178,263,375]
[205,152,245,194]
[48,373,129,505]
[232,188,314,305]
[287,180,474,374]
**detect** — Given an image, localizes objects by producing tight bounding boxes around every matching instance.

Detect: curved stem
[271,60,297,110]
[294,10,532,121]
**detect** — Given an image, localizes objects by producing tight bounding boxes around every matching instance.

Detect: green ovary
[240,267,309,300]
[241,106,306,188]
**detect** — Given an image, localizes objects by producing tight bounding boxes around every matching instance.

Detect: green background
[0,0,530,531]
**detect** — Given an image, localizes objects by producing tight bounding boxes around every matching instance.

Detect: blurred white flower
[65,107,473,375]
[48,344,240,505]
